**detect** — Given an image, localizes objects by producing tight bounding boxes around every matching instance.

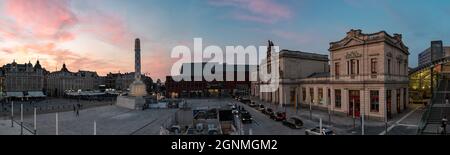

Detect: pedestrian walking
[76,108,79,117]
[442,116,448,135]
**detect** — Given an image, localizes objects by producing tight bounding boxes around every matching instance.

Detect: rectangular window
[357,59,360,74]
[387,59,391,75]
[318,88,324,104]
[309,88,314,104]
[335,89,341,109]
[290,89,296,103]
[404,62,408,75]
[371,58,377,74]
[347,61,350,75]
[335,62,340,77]
[370,90,380,112]
[302,87,306,102]
[351,59,356,75]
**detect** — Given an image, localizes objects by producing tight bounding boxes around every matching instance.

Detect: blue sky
[1,0,449,80]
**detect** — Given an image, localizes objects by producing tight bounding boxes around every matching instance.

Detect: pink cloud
[209,0,292,24]
[1,0,133,47]
[0,0,138,75]
[4,0,78,41]
[12,43,126,75]
[141,43,177,81]
[79,12,133,48]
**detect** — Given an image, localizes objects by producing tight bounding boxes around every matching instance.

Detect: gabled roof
[329,29,409,55]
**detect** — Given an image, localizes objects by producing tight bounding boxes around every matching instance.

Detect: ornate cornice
[345,51,362,59]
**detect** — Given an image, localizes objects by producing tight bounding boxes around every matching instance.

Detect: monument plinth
[117,38,148,110]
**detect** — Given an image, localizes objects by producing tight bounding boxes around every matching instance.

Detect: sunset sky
[1,0,450,80]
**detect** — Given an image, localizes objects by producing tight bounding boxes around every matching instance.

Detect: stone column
[134,38,141,81]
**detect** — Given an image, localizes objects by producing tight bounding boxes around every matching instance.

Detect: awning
[27,91,46,97]
[6,92,24,98]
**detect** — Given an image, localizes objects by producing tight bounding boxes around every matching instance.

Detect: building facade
[257,42,330,105]
[0,60,48,96]
[0,71,4,98]
[46,64,101,97]
[166,63,253,98]
[104,72,153,93]
[253,29,410,120]
[418,40,450,66]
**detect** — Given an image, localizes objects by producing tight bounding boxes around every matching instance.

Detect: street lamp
[328,96,331,127]
[310,99,313,120]
[352,98,356,129]
[34,107,37,135]
[384,91,388,135]
[11,101,14,127]
[20,104,23,135]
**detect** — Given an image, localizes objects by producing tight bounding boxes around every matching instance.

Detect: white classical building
[252,29,410,120]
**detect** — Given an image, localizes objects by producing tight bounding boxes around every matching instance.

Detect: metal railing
[417,74,445,134]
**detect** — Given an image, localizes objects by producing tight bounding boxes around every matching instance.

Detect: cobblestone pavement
[1,97,425,135]
[0,98,115,117]
[0,120,33,135]
[17,105,177,135]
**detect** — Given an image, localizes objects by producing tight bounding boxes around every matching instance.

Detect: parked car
[272,112,287,121]
[263,108,274,116]
[239,108,249,114]
[240,99,251,104]
[169,125,181,134]
[185,127,195,135]
[232,109,239,115]
[208,124,219,135]
[240,112,253,124]
[227,103,234,107]
[257,104,266,111]
[196,123,205,133]
[249,101,258,107]
[282,117,304,129]
[305,127,335,135]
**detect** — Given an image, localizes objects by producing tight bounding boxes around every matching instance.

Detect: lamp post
[55,113,59,135]
[353,98,356,129]
[34,107,37,135]
[384,91,388,135]
[327,89,331,126]
[94,121,97,135]
[11,101,14,127]
[310,99,313,120]
[20,104,23,135]
[362,97,365,135]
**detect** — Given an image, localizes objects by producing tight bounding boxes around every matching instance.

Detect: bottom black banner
[0,135,445,153]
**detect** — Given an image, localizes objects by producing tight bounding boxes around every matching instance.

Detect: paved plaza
[1,103,177,135]
[0,97,425,135]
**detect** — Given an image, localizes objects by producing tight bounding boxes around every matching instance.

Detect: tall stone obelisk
[135,38,142,81]
[117,38,147,110]
[129,38,147,97]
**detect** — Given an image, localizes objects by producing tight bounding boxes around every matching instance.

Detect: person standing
[442,116,448,135]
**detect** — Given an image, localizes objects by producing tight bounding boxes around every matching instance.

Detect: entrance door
[348,90,360,117]
[386,90,392,119]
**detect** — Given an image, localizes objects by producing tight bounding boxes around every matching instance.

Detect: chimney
[393,33,402,41]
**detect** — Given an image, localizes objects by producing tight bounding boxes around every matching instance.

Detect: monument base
[129,79,148,97]
[116,96,146,110]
